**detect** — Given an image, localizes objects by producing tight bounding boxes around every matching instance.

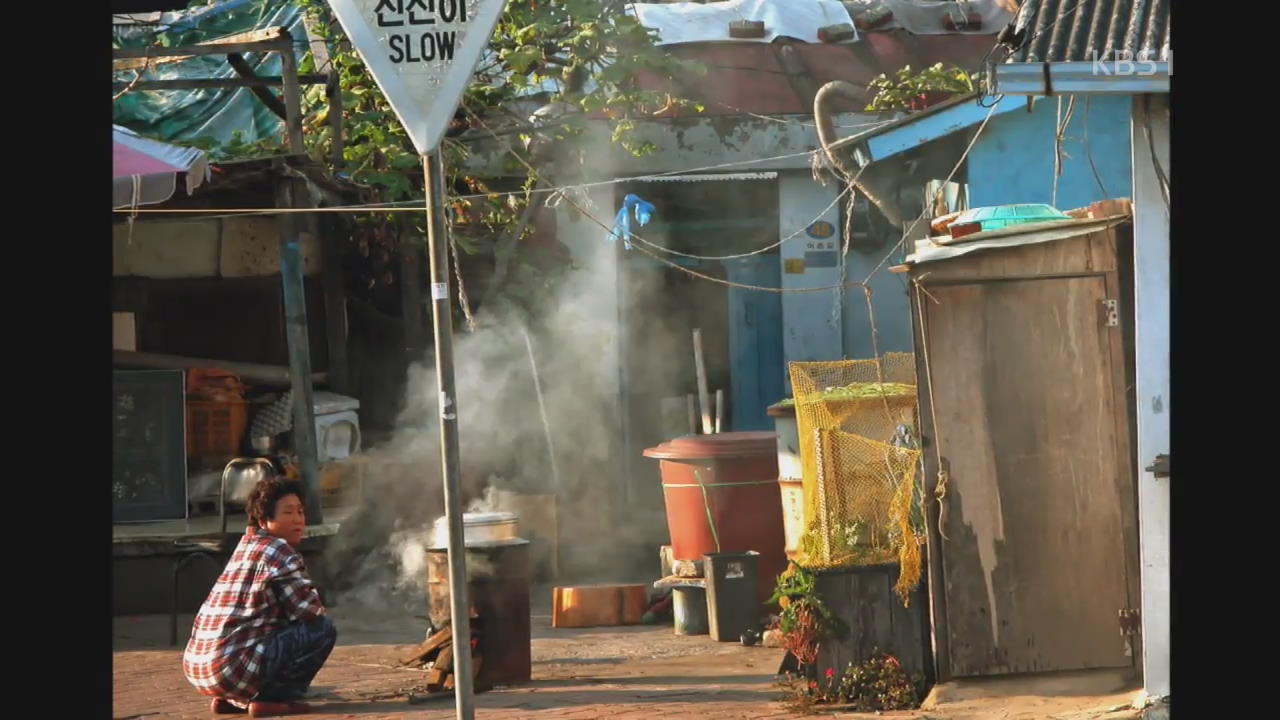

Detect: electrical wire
[110,146,853,220]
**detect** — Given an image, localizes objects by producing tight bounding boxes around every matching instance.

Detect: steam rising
[324,220,678,611]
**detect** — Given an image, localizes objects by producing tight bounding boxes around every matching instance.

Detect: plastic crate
[953,203,1070,233]
[186,400,249,459]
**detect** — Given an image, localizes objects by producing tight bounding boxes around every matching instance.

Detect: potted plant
[865,63,978,113]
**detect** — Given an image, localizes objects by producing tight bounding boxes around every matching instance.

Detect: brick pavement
[113,612,1141,720]
[113,612,831,720]
[113,646,825,720]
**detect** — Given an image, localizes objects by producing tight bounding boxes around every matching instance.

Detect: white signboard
[326,0,506,155]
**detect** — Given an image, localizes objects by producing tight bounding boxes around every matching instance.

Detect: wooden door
[921,274,1135,676]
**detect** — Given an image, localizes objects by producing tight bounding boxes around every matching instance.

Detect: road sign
[326,0,507,155]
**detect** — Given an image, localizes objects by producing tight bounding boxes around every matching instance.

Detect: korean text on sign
[375,0,470,64]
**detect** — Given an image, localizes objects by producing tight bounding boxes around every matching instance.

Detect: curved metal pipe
[813,81,906,229]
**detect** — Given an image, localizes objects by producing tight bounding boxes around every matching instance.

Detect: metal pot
[432,511,520,549]
[219,457,277,535]
[223,457,275,505]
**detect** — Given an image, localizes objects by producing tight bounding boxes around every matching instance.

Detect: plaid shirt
[182,527,326,700]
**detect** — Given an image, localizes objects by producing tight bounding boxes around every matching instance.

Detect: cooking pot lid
[643,431,777,460]
[434,511,518,527]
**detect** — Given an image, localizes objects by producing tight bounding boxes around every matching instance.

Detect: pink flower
[825,668,835,679]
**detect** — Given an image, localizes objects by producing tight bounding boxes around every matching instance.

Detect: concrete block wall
[112,218,322,279]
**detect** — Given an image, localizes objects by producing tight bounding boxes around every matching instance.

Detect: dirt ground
[113,595,1146,720]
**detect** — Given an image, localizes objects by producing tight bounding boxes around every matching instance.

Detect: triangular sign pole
[324,3,509,720]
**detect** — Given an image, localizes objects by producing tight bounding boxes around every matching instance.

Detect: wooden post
[226,53,289,120]
[909,280,948,683]
[692,328,712,435]
[111,75,329,91]
[303,11,346,169]
[274,163,323,524]
[278,31,305,155]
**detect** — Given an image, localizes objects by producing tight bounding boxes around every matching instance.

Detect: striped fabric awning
[113,124,211,209]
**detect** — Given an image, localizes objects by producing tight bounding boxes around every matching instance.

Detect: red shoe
[248,700,311,717]
[210,697,247,714]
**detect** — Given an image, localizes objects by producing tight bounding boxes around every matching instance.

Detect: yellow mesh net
[788,354,925,604]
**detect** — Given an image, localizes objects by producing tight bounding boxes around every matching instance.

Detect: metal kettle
[219,457,277,536]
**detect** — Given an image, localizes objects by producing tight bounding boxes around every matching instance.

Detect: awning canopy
[113,124,210,209]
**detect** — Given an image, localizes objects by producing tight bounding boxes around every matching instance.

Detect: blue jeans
[255,616,337,702]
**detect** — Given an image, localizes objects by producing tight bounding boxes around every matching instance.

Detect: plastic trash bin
[704,551,760,642]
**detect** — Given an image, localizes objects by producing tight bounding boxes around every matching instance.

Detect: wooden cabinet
[908,225,1140,679]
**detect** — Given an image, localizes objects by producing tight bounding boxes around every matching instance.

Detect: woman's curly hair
[246,472,307,527]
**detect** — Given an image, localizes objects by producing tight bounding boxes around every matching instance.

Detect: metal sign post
[423,149,474,719]
[324,1,511,718]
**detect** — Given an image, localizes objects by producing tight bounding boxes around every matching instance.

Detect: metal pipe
[112,350,327,387]
[693,329,712,435]
[422,151,475,720]
[813,81,907,229]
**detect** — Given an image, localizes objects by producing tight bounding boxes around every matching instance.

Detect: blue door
[725,255,785,431]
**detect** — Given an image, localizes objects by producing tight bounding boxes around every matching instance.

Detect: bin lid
[313,391,360,414]
[643,431,776,460]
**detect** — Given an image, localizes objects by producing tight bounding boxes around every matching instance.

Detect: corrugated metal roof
[1007,0,1170,64]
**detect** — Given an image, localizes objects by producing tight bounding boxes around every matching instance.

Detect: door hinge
[1101,299,1119,327]
[1146,454,1170,478]
[1119,608,1141,636]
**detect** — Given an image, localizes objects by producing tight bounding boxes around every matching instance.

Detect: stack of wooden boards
[399,619,485,695]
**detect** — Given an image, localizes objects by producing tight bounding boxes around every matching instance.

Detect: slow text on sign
[375,0,470,64]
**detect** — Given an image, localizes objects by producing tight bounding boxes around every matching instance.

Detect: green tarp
[113,0,308,150]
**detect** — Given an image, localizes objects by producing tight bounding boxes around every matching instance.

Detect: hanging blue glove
[609,193,655,250]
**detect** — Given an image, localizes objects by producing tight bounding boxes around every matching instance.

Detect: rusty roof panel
[631,31,997,117]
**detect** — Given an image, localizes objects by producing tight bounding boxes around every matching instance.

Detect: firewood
[435,642,455,674]
[399,626,452,666]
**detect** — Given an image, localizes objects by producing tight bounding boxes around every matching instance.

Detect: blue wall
[842,253,914,361]
[967,94,1132,210]
[835,95,1132,364]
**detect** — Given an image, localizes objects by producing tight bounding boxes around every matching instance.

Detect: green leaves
[866,63,978,112]
[502,45,543,74]
[191,0,697,312]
